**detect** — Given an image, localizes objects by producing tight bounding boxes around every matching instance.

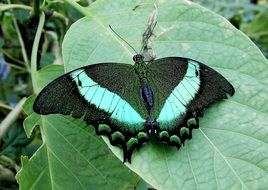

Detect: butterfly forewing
[156,60,201,129]
[147,57,189,120]
[34,63,148,140]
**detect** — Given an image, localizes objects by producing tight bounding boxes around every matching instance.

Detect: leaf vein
[29,165,48,190]
[45,118,115,190]
[47,147,87,190]
[227,156,268,175]
[213,150,220,190]
[199,128,249,190]
[163,146,176,187]
[203,127,268,146]
[186,144,199,190]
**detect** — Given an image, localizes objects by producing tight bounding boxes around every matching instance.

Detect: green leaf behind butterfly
[242,7,268,58]
[16,65,139,190]
[242,7,268,38]
[61,0,268,189]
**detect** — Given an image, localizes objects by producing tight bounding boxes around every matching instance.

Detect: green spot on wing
[98,124,111,133]
[180,127,190,137]
[187,118,197,127]
[160,131,169,139]
[111,131,125,142]
[127,138,138,150]
[170,135,181,145]
[137,132,147,140]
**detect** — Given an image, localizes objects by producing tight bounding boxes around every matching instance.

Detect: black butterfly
[33,52,234,162]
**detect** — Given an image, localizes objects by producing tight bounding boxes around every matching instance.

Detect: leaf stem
[0,4,32,12]
[6,0,31,73]
[1,49,25,66]
[0,155,21,172]
[31,12,45,92]
[32,0,41,16]
[0,97,27,140]
[63,0,91,16]
[0,102,12,111]
[6,61,28,71]
[0,4,68,24]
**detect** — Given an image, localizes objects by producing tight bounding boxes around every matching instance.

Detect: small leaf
[23,112,39,138]
[23,94,37,115]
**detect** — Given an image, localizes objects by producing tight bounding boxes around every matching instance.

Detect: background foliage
[0,0,267,189]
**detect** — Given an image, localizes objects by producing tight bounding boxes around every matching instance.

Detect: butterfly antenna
[109,25,138,55]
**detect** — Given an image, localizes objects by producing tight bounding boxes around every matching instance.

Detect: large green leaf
[16,65,139,189]
[62,0,268,189]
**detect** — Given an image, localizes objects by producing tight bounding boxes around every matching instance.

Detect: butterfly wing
[148,57,234,146]
[33,63,148,162]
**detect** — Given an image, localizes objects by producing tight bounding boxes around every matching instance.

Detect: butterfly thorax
[133,55,148,79]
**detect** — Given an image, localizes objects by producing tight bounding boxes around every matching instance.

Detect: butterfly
[33,52,235,163]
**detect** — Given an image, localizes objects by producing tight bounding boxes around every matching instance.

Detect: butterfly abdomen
[140,85,154,113]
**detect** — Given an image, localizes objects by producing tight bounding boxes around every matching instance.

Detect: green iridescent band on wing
[71,69,145,131]
[157,60,200,130]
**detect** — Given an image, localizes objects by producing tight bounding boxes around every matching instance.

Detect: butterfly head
[133,54,144,64]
